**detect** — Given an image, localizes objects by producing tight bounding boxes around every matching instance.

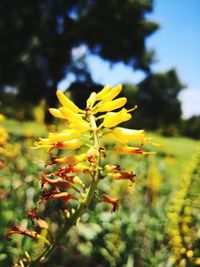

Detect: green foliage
[134,69,184,131]
[182,116,200,139]
[0,0,158,105]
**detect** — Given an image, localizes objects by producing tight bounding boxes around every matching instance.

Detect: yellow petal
[59,107,82,121]
[87,92,97,107]
[103,108,131,128]
[49,108,65,119]
[53,154,86,164]
[56,91,80,112]
[112,127,144,143]
[96,85,111,100]
[48,129,80,142]
[100,84,122,102]
[69,119,91,133]
[61,139,82,150]
[95,97,127,113]
[115,145,143,154]
[103,84,122,101]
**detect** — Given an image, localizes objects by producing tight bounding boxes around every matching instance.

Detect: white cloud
[178,88,200,118]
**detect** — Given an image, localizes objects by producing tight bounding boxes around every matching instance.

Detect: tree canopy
[0,0,158,105]
[135,69,185,130]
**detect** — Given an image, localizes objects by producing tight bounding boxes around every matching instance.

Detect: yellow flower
[102,108,131,128]
[56,91,80,112]
[0,114,6,121]
[0,125,9,145]
[112,127,145,144]
[59,107,82,121]
[115,145,143,155]
[180,247,186,254]
[59,107,90,132]
[35,138,82,151]
[96,85,112,100]
[69,119,91,133]
[49,108,65,119]
[95,97,127,113]
[186,250,194,258]
[97,84,122,102]
[87,92,97,108]
[48,129,80,142]
[194,258,200,265]
[52,154,87,164]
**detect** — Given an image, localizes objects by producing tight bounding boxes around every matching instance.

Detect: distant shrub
[182,116,200,139]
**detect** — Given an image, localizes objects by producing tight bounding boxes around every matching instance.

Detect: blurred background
[0,0,200,266]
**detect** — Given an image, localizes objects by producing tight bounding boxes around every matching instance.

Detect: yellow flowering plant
[7,85,154,266]
[0,114,13,159]
[167,149,200,266]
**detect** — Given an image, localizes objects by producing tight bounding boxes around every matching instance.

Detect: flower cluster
[0,114,12,159]
[167,149,200,266]
[7,85,153,264]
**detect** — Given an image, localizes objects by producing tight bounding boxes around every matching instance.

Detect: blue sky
[59,0,200,118]
[147,0,200,118]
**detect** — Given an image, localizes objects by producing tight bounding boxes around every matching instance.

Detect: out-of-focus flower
[0,113,6,121]
[167,150,200,266]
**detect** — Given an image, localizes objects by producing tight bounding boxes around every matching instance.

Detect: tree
[182,116,200,139]
[0,0,158,107]
[134,69,185,131]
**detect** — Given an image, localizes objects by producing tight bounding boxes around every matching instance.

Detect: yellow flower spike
[112,127,145,144]
[95,97,127,113]
[87,92,97,108]
[49,108,65,119]
[56,91,80,112]
[99,84,122,102]
[96,85,111,100]
[102,108,132,128]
